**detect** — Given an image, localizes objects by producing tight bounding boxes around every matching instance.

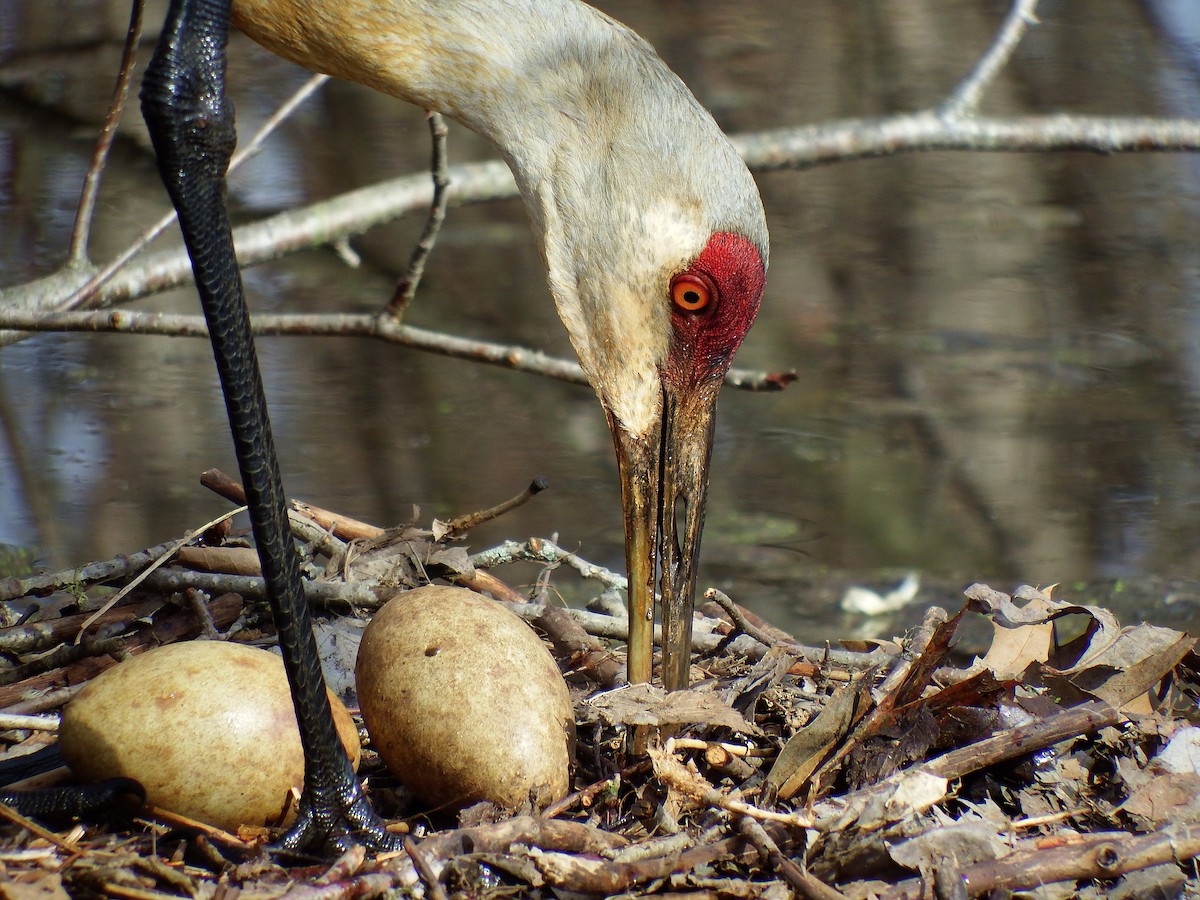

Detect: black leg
[139,0,399,854]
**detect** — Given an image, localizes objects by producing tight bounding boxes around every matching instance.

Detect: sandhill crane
[139,0,767,851]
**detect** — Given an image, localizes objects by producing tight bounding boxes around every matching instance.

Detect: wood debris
[0,477,1197,898]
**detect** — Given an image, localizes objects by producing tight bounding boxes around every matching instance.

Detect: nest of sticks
[0,469,1198,899]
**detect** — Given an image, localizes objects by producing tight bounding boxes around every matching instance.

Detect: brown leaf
[966,583,1124,679]
[1051,623,1195,708]
[174,545,263,576]
[767,676,869,801]
[1119,773,1200,829]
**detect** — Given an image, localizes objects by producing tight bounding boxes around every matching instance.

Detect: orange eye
[670,273,714,313]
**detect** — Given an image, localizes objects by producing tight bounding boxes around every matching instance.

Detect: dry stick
[529,828,773,895]
[0,308,792,393]
[73,505,248,641]
[808,607,950,792]
[0,713,58,732]
[386,112,450,320]
[813,700,1124,830]
[67,0,144,265]
[11,111,1200,315]
[440,476,548,538]
[540,760,651,820]
[200,468,347,553]
[0,601,150,657]
[534,603,624,687]
[1,688,78,716]
[0,799,79,853]
[940,0,1040,118]
[63,73,330,311]
[0,593,243,709]
[484,540,889,672]
[403,835,450,900]
[200,468,526,602]
[921,699,1122,783]
[704,587,788,649]
[8,108,1199,336]
[653,745,812,829]
[129,554,869,675]
[739,817,847,900]
[879,825,1200,900]
[472,537,629,593]
[0,539,182,603]
[701,589,797,645]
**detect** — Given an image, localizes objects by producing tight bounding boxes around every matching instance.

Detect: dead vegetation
[0,472,1197,899]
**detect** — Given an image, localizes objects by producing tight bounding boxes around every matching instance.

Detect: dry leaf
[887,821,1006,871]
[966,583,1126,679]
[1049,623,1194,708]
[767,676,869,801]
[175,545,263,575]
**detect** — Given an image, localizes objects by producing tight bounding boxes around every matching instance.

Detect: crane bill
[612,390,717,691]
[657,389,717,691]
[614,425,657,686]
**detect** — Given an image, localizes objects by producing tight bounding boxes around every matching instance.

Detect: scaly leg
[139,0,399,854]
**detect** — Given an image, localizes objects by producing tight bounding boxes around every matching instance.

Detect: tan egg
[60,641,359,832]
[356,586,574,810]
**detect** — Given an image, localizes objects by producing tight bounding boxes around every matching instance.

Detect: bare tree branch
[0,309,793,390]
[736,114,1200,173]
[4,0,1198,397]
[61,72,331,311]
[68,0,145,265]
[8,111,1197,325]
[940,0,1040,118]
[386,111,450,320]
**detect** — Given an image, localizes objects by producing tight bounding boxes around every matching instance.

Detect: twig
[439,476,548,538]
[68,0,145,265]
[540,760,651,820]
[63,73,330,311]
[880,825,1200,899]
[386,112,450,320]
[739,817,846,900]
[0,308,789,391]
[0,539,184,602]
[738,113,1200,175]
[199,468,348,554]
[74,506,248,641]
[470,538,630,592]
[7,111,1200,333]
[920,699,1123,784]
[672,738,773,759]
[403,835,449,900]
[940,0,1040,118]
[812,700,1125,832]
[533,604,624,687]
[807,607,952,792]
[0,799,79,852]
[703,588,781,649]
[0,594,243,708]
[0,601,159,655]
[652,745,813,829]
[0,713,58,732]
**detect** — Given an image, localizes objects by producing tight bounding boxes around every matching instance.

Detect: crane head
[229,0,768,690]
[510,19,769,692]
[603,229,765,689]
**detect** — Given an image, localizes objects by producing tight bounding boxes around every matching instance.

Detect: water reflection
[2,1,1200,640]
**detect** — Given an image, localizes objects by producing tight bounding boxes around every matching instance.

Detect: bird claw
[0,777,145,822]
[273,781,403,855]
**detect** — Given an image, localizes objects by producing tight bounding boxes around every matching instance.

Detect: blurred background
[2,0,1200,641]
